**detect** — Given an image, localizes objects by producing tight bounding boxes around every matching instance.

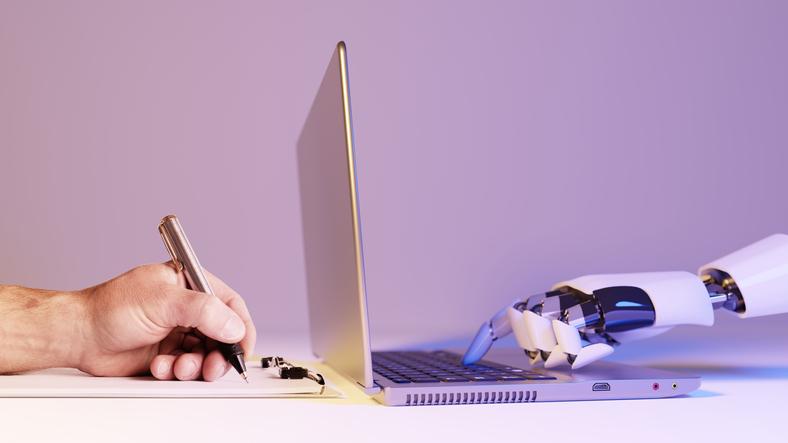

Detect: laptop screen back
[296,42,374,390]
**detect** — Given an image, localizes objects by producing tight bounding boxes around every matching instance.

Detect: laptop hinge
[358,381,381,395]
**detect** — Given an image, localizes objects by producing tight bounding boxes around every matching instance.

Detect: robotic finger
[462,302,518,366]
[461,291,563,366]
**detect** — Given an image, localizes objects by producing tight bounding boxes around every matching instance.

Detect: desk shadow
[685,389,720,398]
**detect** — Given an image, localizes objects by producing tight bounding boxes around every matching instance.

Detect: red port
[652,382,660,391]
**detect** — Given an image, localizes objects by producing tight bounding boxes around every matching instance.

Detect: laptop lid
[296,42,376,392]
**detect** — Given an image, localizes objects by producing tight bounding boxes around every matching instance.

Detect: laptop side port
[592,382,611,392]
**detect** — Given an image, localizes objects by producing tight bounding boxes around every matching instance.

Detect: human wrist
[57,290,91,370]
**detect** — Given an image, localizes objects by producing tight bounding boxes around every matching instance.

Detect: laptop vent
[405,390,538,406]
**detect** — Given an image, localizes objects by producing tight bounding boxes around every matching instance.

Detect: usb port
[592,382,611,392]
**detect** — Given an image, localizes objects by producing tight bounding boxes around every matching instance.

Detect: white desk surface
[3,316,786,443]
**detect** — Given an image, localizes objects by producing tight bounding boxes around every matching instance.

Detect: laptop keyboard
[371,351,556,384]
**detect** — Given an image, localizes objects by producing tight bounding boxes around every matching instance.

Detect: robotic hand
[462,234,788,369]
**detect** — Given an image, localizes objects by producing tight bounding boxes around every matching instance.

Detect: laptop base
[372,349,699,406]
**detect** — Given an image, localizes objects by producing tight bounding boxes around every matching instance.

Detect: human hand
[76,263,256,381]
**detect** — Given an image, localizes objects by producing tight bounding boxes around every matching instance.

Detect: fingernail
[219,316,244,341]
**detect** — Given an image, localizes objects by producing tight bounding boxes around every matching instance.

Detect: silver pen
[158,214,249,383]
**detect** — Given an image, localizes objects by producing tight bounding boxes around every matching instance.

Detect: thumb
[158,287,247,343]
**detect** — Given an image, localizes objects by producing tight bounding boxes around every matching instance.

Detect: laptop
[296,41,700,406]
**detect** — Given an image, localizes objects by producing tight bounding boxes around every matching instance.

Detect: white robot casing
[699,233,788,318]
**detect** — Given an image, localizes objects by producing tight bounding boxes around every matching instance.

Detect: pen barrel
[159,215,215,295]
[159,215,248,377]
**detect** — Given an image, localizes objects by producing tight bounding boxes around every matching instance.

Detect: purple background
[2,1,787,350]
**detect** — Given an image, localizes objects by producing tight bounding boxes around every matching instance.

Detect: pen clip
[159,223,183,272]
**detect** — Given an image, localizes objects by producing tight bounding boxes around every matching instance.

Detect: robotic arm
[462,234,788,369]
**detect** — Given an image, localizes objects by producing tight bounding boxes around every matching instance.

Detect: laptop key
[439,376,470,383]
[467,375,499,381]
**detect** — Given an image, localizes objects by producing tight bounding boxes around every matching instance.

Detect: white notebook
[0,364,338,398]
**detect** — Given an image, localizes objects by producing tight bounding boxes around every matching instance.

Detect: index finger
[203,269,257,356]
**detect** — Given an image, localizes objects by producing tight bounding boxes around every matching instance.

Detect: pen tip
[241,372,249,384]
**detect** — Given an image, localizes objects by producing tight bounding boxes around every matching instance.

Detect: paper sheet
[0,365,339,398]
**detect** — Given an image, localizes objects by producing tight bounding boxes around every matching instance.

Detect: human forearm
[0,285,87,373]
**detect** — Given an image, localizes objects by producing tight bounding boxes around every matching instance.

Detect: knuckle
[150,263,179,284]
[131,263,178,285]
[234,295,249,312]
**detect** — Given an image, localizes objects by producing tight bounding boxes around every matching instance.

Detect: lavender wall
[2,1,787,345]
